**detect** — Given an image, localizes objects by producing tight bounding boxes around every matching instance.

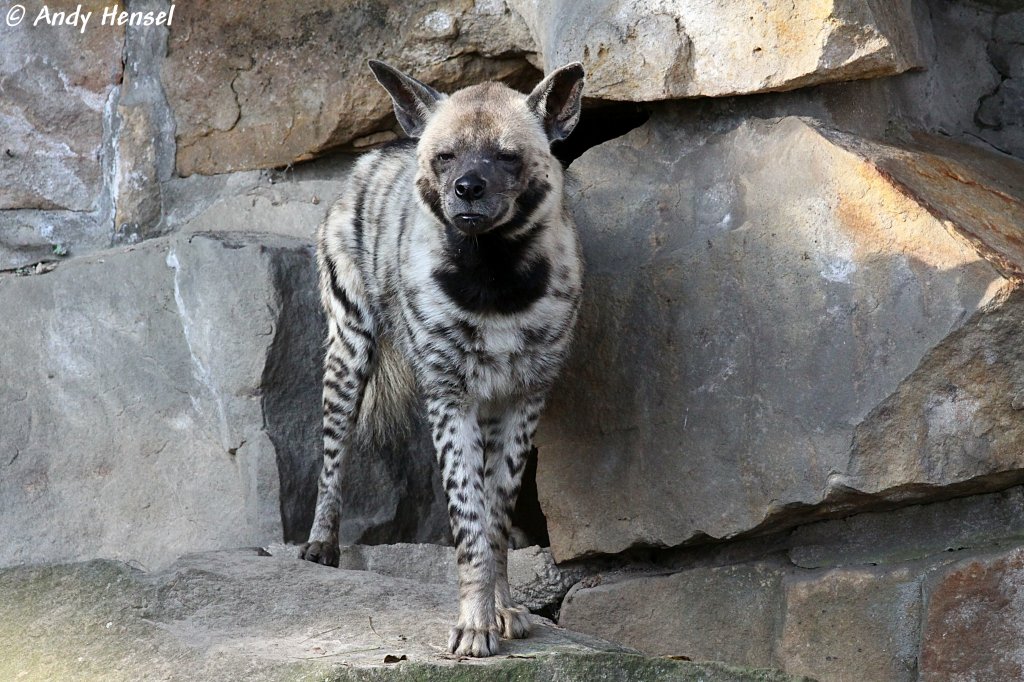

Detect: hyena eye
[497,151,521,164]
[436,152,456,162]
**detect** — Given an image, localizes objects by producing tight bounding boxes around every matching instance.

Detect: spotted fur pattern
[299,61,585,658]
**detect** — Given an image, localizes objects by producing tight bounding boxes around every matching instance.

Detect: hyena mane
[301,60,586,659]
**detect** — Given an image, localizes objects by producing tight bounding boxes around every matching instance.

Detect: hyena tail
[355,335,418,444]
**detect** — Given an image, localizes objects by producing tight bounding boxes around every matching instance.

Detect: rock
[779,565,923,682]
[0,9,123,210]
[160,155,355,241]
[919,547,1024,681]
[877,2,1024,160]
[111,0,177,243]
[509,0,922,101]
[264,543,579,614]
[0,549,807,682]
[789,486,1024,569]
[559,562,785,666]
[508,544,584,613]
[0,233,316,569]
[0,6,125,268]
[539,112,1024,561]
[0,232,446,570]
[162,1,538,176]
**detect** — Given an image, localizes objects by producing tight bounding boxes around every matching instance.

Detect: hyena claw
[448,625,501,657]
[298,540,339,568]
[496,605,532,639]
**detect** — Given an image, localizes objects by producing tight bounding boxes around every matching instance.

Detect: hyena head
[369,60,585,236]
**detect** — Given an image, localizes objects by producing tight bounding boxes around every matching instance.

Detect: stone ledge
[0,549,809,682]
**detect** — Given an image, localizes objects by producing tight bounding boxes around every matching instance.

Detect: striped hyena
[299,60,585,657]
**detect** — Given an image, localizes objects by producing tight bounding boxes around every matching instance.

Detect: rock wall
[2,1,1024,680]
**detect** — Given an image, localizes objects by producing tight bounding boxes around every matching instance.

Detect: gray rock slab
[0,233,319,569]
[779,564,924,682]
[0,9,123,211]
[510,0,922,101]
[789,486,1024,569]
[560,562,786,667]
[0,232,446,570]
[539,113,1024,561]
[0,549,807,682]
[265,543,580,614]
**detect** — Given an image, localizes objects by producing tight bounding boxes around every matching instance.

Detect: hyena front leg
[427,396,499,657]
[299,247,376,567]
[484,395,545,639]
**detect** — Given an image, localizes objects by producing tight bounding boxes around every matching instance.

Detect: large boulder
[0,232,447,570]
[509,0,922,101]
[0,233,319,569]
[539,112,1024,561]
[163,1,538,176]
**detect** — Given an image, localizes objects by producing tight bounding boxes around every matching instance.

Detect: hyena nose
[454,172,487,201]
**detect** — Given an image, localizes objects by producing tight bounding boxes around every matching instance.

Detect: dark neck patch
[433,224,551,315]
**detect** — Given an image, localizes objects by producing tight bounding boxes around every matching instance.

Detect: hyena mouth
[452,212,493,235]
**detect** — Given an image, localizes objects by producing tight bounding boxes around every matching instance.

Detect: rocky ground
[0,547,808,682]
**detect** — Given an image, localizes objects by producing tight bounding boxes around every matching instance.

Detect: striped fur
[299,62,586,657]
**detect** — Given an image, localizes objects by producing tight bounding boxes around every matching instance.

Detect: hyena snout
[453,172,486,201]
[448,162,507,235]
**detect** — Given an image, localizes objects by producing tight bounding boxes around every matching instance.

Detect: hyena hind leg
[484,396,544,640]
[299,283,376,567]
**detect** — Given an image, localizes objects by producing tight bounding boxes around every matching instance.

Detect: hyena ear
[526,62,585,143]
[368,60,446,138]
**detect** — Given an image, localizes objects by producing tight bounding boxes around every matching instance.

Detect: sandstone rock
[0,8,123,210]
[779,565,923,682]
[539,113,1024,561]
[162,1,538,176]
[0,550,805,682]
[509,0,922,101]
[559,563,785,666]
[919,547,1024,681]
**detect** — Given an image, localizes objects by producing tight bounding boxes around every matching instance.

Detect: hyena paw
[496,604,532,639]
[447,624,500,657]
[298,540,339,567]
